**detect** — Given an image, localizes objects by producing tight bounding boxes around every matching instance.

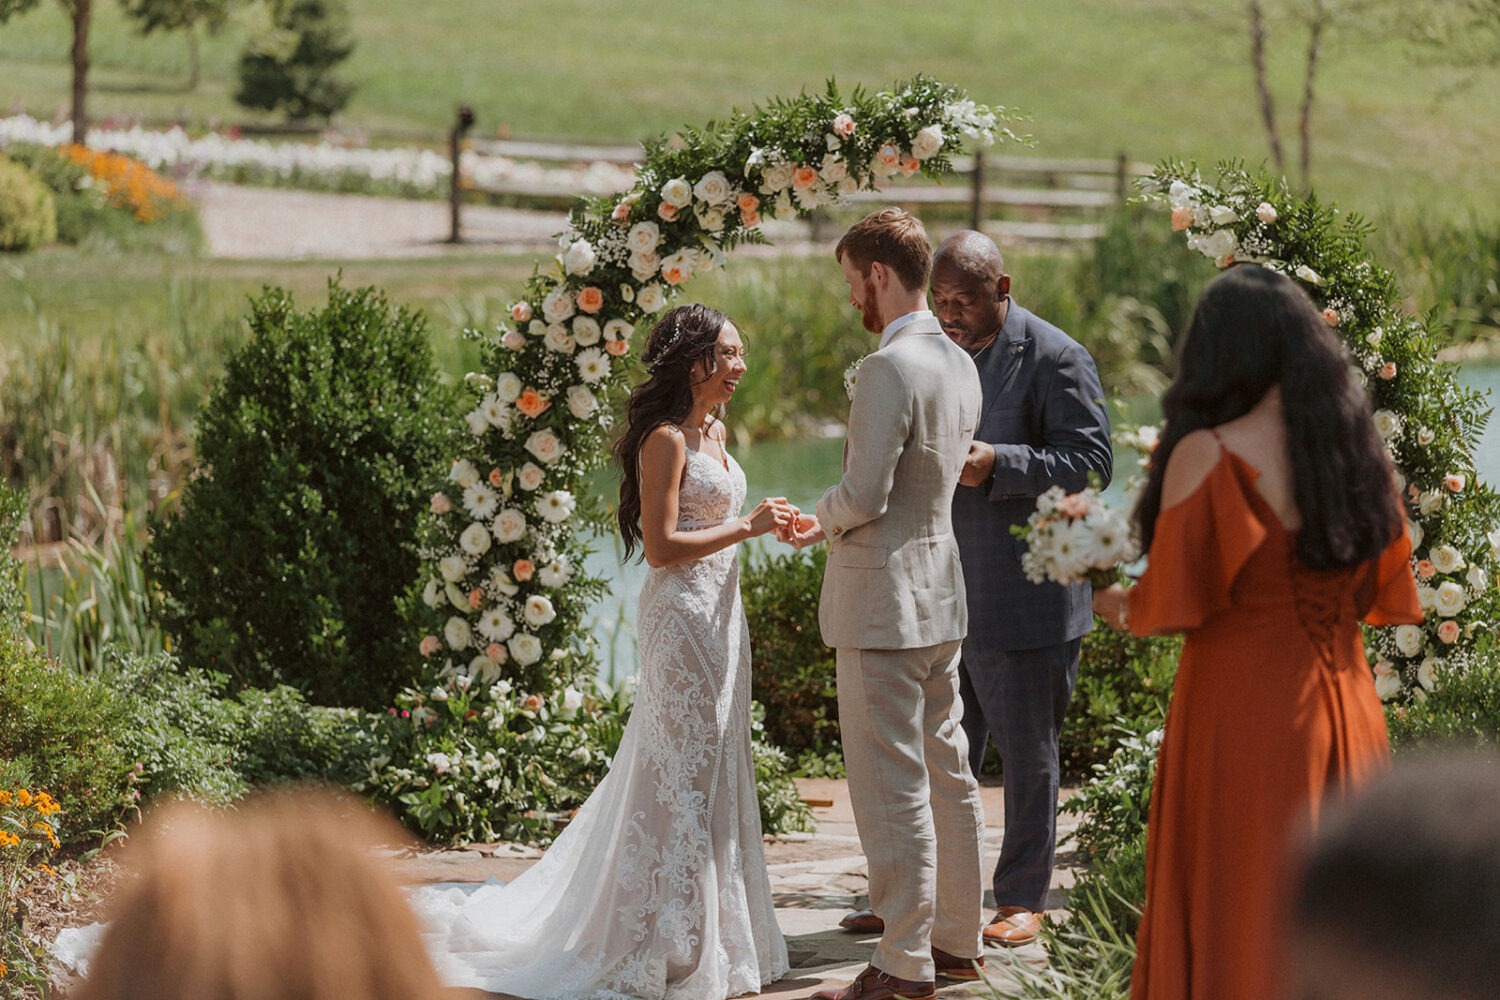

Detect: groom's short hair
[836,207,932,293]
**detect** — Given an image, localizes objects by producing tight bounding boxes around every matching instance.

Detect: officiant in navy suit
[842,230,1112,948]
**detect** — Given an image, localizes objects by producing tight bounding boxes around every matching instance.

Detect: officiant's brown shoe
[838,907,885,933]
[931,946,985,981]
[811,965,935,1000]
[982,905,1042,947]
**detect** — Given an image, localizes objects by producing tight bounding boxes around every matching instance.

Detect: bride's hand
[785,512,825,549]
[747,497,794,538]
[1091,584,1130,632]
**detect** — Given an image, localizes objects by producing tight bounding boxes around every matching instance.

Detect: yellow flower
[0,831,18,847]
[38,863,57,877]
[0,790,12,806]
[16,789,32,807]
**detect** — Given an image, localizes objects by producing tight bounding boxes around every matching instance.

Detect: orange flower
[792,165,819,190]
[467,588,485,609]
[59,145,185,222]
[605,338,630,357]
[576,286,604,314]
[513,558,535,581]
[17,789,32,807]
[516,388,551,418]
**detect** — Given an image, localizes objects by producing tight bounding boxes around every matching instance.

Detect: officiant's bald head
[931,230,1010,351]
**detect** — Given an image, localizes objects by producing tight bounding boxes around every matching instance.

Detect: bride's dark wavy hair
[612,303,730,560]
[1134,265,1403,571]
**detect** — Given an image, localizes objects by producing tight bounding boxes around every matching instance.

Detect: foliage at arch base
[1141,162,1499,705]
[351,78,1021,843]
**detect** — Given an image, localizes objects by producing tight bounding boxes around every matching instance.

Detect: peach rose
[488,467,504,487]
[523,693,544,712]
[510,301,533,324]
[513,558,535,581]
[832,112,856,137]
[899,152,921,177]
[1057,493,1092,519]
[1171,206,1194,231]
[1444,473,1466,493]
[501,328,525,351]
[516,388,551,418]
[429,492,453,514]
[611,200,632,222]
[468,588,485,610]
[742,209,761,228]
[876,144,900,169]
[1322,308,1339,327]
[1437,619,1461,644]
[1417,559,1436,580]
[605,338,630,356]
[737,191,760,215]
[1379,362,1398,381]
[792,165,819,190]
[657,202,679,223]
[419,635,441,657]
[576,286,604,314]
[485,642,506,663]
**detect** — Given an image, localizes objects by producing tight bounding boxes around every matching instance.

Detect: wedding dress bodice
[409,443,786,1000]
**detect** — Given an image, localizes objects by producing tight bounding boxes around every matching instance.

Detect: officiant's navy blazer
[950,301,1114,651]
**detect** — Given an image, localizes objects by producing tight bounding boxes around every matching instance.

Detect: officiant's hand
[959,440,997,488]
[1092,585,1130,632]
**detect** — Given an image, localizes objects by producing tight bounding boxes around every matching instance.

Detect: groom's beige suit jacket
[817,316,981,650]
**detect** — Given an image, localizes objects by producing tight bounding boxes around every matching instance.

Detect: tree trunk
[70,0,91,145]
[1298,0,1327,188]
[188,26,201,90]
[1248,0,1285,176]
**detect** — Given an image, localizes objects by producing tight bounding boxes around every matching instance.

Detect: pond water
[586,362,1500,681]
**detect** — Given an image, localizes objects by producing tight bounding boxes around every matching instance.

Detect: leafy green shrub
[0,647,131,841]
[1387,651,1500,752]
[0,487,27,636]
[0,154,56,252]
[148,281,457,710]
[741,545,840,759]
[752,704,814,835]
[235,0,356,121]
[1063,722,1162,862]
[1062,628,1179,778]
[0,758,68,998]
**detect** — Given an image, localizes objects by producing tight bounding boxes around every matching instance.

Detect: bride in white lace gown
[411,304,795,1000]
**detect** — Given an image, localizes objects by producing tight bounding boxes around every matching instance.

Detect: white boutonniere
[843,355,868,400]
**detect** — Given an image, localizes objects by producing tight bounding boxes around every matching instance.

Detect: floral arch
[369,78,1019,840]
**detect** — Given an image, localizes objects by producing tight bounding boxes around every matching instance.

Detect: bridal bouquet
[1014,485,1139,587]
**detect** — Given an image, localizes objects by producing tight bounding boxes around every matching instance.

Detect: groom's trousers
[836,639,985,982]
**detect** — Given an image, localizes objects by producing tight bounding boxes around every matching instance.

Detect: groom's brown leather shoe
[982,905,1042,947]
[811,965,935,1000]
[931,946,985,981]
[838,907,885,933]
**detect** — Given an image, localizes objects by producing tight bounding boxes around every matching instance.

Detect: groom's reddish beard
[855,273,883,333]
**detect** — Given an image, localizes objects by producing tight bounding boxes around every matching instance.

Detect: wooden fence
[446,114,1148,246]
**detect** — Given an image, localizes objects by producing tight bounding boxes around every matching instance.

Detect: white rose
[1418,491,1446,516]
[660,177,692,209]
[1466,566,1488,592]
[449,459,479,488]
[494,371,522,402]
[422,578,443,608]
[1199,228,1238,261]
[636,283,665,314]
[1430,544,1466,574]
[1417,657,1443,692]
[539,489,576,524]
[911,124,944,160]
[1373,665,1402,701]
[525,429,566,464]
[603,318,633,343]
[694,205,726,232]
[439,555,467,583]
[524,594,557,627]
[567,385,599,419]
[543,323,576,354]
[571,316,602,346]
[1371,410,1402,441]
[1167,180,1197,209]
[626,221,661,253]
[1366,327,1384,349]
[560,685,584,718]
[1416,584,1436,612]
[517,462,546,491]
[459,522,492,557]
[442,582,467,611]
[444,616,472,651]
[563,239,597,276]
[1433,581,1468,617]
[1255,201,1277,223]
[1393,624,1425,657]
[819,154,848,183]
[488,565,519,598]
[1409,519,1424,551]
[630,249,662,282]
[508,632,543,666]
[538,557,572,588]
[542,288,575,323]
[492,507,527,543]
[759,162,793,193]
[1294,264,1322,286]
[1208,205,1239,225]
[838,174,860,197]
[693,170,733,207]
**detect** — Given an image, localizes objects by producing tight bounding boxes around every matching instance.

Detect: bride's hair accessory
[645,314,687,373]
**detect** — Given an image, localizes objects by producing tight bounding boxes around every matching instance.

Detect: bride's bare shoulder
[1161,429,1223,509]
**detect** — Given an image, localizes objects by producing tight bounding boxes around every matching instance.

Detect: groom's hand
[785,513,826,549]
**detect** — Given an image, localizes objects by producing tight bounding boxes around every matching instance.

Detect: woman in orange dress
[1092,265,1423,1000]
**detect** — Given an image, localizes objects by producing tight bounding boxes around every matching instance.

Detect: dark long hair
[1134,265,1403,571]
[612,303,730,560]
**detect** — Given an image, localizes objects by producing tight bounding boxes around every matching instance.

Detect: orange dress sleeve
[1127,455,1268,636]
[1356,523,1423,626]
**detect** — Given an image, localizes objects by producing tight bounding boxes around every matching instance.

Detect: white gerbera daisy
[575,347,610,384]
[538,490,577,524]
[462,483,499,520]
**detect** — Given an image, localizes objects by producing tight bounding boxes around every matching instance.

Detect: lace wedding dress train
[410,447,789,1000]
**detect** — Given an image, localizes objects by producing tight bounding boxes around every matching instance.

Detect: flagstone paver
[391,777,1082,1000]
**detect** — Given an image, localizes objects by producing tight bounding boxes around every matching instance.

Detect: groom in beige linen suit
[791,209,986,1000]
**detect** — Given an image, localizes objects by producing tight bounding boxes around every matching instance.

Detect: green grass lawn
[2,1,1498,221]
